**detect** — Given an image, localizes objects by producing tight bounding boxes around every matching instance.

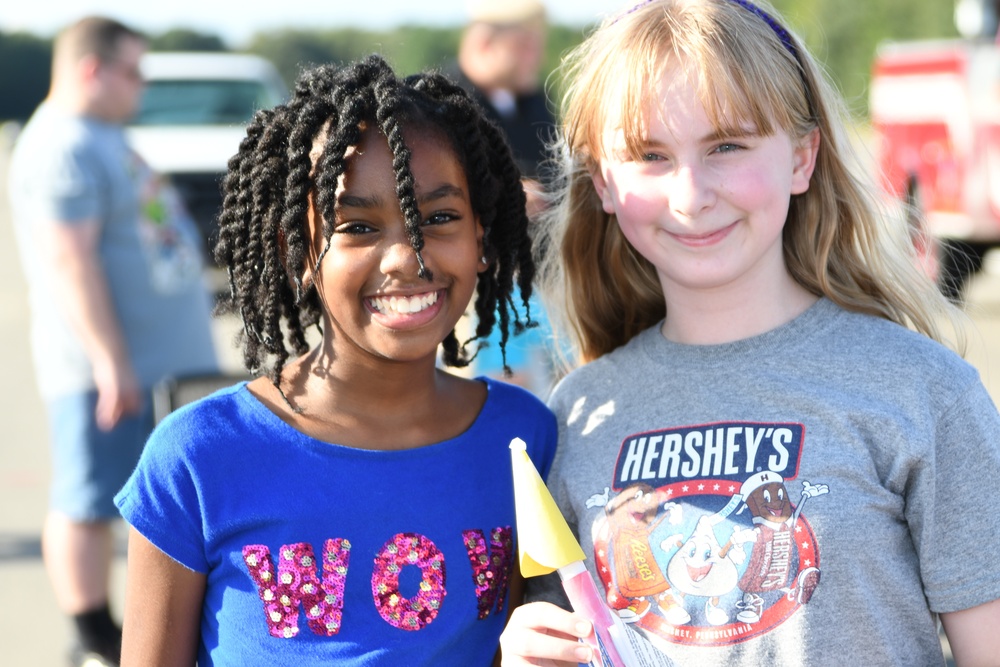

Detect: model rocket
[509,438,640,667]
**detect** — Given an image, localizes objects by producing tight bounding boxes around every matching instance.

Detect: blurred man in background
[7,16,216,666]
[448,0,559,395]
[449,0,554,217]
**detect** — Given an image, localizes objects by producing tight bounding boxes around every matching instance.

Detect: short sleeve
[114,410,209,573]
[32,139,104,225]
[908,379,1000,612]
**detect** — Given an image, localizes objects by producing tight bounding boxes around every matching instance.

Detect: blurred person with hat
[448,0,558,395]
[449,0,554,211]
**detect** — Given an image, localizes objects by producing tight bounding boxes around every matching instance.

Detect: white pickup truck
[127,52,287,258]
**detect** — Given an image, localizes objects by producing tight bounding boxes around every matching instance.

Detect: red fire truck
[870,37,1000,299]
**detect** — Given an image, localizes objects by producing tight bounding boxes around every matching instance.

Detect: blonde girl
[500,1,1000,665]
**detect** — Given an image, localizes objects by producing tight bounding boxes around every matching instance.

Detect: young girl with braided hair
[114,55,556,665]
[499,1,1000,665]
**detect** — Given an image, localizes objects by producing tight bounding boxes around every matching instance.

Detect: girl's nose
[667,163,716,218]
[379,232,422,277]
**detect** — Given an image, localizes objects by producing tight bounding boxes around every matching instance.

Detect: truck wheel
[903,177,941,284]
[937,239,987,304]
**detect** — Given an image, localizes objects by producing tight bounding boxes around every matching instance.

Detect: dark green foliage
[243,26,462,84]
[772,0,958,115]
[0,4,968,124]
[0,31,51,123]
[149,28,228,52]
[241,23,589,104]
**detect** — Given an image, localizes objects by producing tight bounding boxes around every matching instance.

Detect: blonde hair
[538,0,964,366]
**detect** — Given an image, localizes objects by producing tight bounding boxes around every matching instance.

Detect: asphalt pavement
[1,123,995,665]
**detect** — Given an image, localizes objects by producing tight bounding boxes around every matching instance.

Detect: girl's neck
[660,273,818,346]
[249,347,486,451]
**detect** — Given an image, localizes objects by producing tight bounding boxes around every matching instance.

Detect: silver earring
[481,256,488,265]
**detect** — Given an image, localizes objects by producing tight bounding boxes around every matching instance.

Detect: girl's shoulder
[480,376,557,426]
[480,377,559,476]
[482,375,550,406]
[547,300,984,410]
[827,304,976,379]
[548,324,658,396]
[149,381,277,449]
[764,301,985,415]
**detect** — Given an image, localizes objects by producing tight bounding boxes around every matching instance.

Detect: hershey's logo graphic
[613,422,803,489]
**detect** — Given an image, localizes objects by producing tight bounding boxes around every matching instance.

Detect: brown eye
[336,222,374,235]
[423,212,457,226]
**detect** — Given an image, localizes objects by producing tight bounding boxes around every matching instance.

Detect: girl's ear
[299,253,315,291]
[791,129,820,195]
[589,165,617,215]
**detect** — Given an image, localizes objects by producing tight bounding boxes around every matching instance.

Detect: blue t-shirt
[116,378,558,666]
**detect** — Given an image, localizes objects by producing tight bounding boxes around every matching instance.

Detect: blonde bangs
[564,1,808,167]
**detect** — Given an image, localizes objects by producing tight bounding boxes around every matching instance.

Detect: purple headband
[727,0,799,59]
[614,0,801,61]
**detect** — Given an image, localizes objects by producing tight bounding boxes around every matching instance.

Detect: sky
[1,1,625,45]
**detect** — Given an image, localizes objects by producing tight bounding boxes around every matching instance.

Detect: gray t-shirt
[530,298,1000,666]
[8,103,217,398]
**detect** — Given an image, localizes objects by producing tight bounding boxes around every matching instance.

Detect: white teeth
[371,291,439,315]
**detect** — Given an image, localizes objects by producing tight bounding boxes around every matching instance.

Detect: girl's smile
[365,289,443,326]
[666,221,739,248]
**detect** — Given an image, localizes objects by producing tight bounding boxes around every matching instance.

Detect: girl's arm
[120,526,206,667]
[940,598,1000,667]
[499,600,594,666]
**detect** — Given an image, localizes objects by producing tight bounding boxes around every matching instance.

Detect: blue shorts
[46,390,154,521]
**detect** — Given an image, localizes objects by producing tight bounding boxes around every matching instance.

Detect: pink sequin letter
[462,526,513,619]
[371,532,446,631]
[242,539,351,639]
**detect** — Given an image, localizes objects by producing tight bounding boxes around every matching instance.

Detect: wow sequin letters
[242,527,513,637]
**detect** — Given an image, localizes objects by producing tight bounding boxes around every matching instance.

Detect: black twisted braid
[214,54,536,390]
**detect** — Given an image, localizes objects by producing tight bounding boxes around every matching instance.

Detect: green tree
[242,23,588,103]
[244,26,463,83]
[0,3,963,125]
[149,28,229,52]
[244,29,354,85]
[773,0,957,114]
